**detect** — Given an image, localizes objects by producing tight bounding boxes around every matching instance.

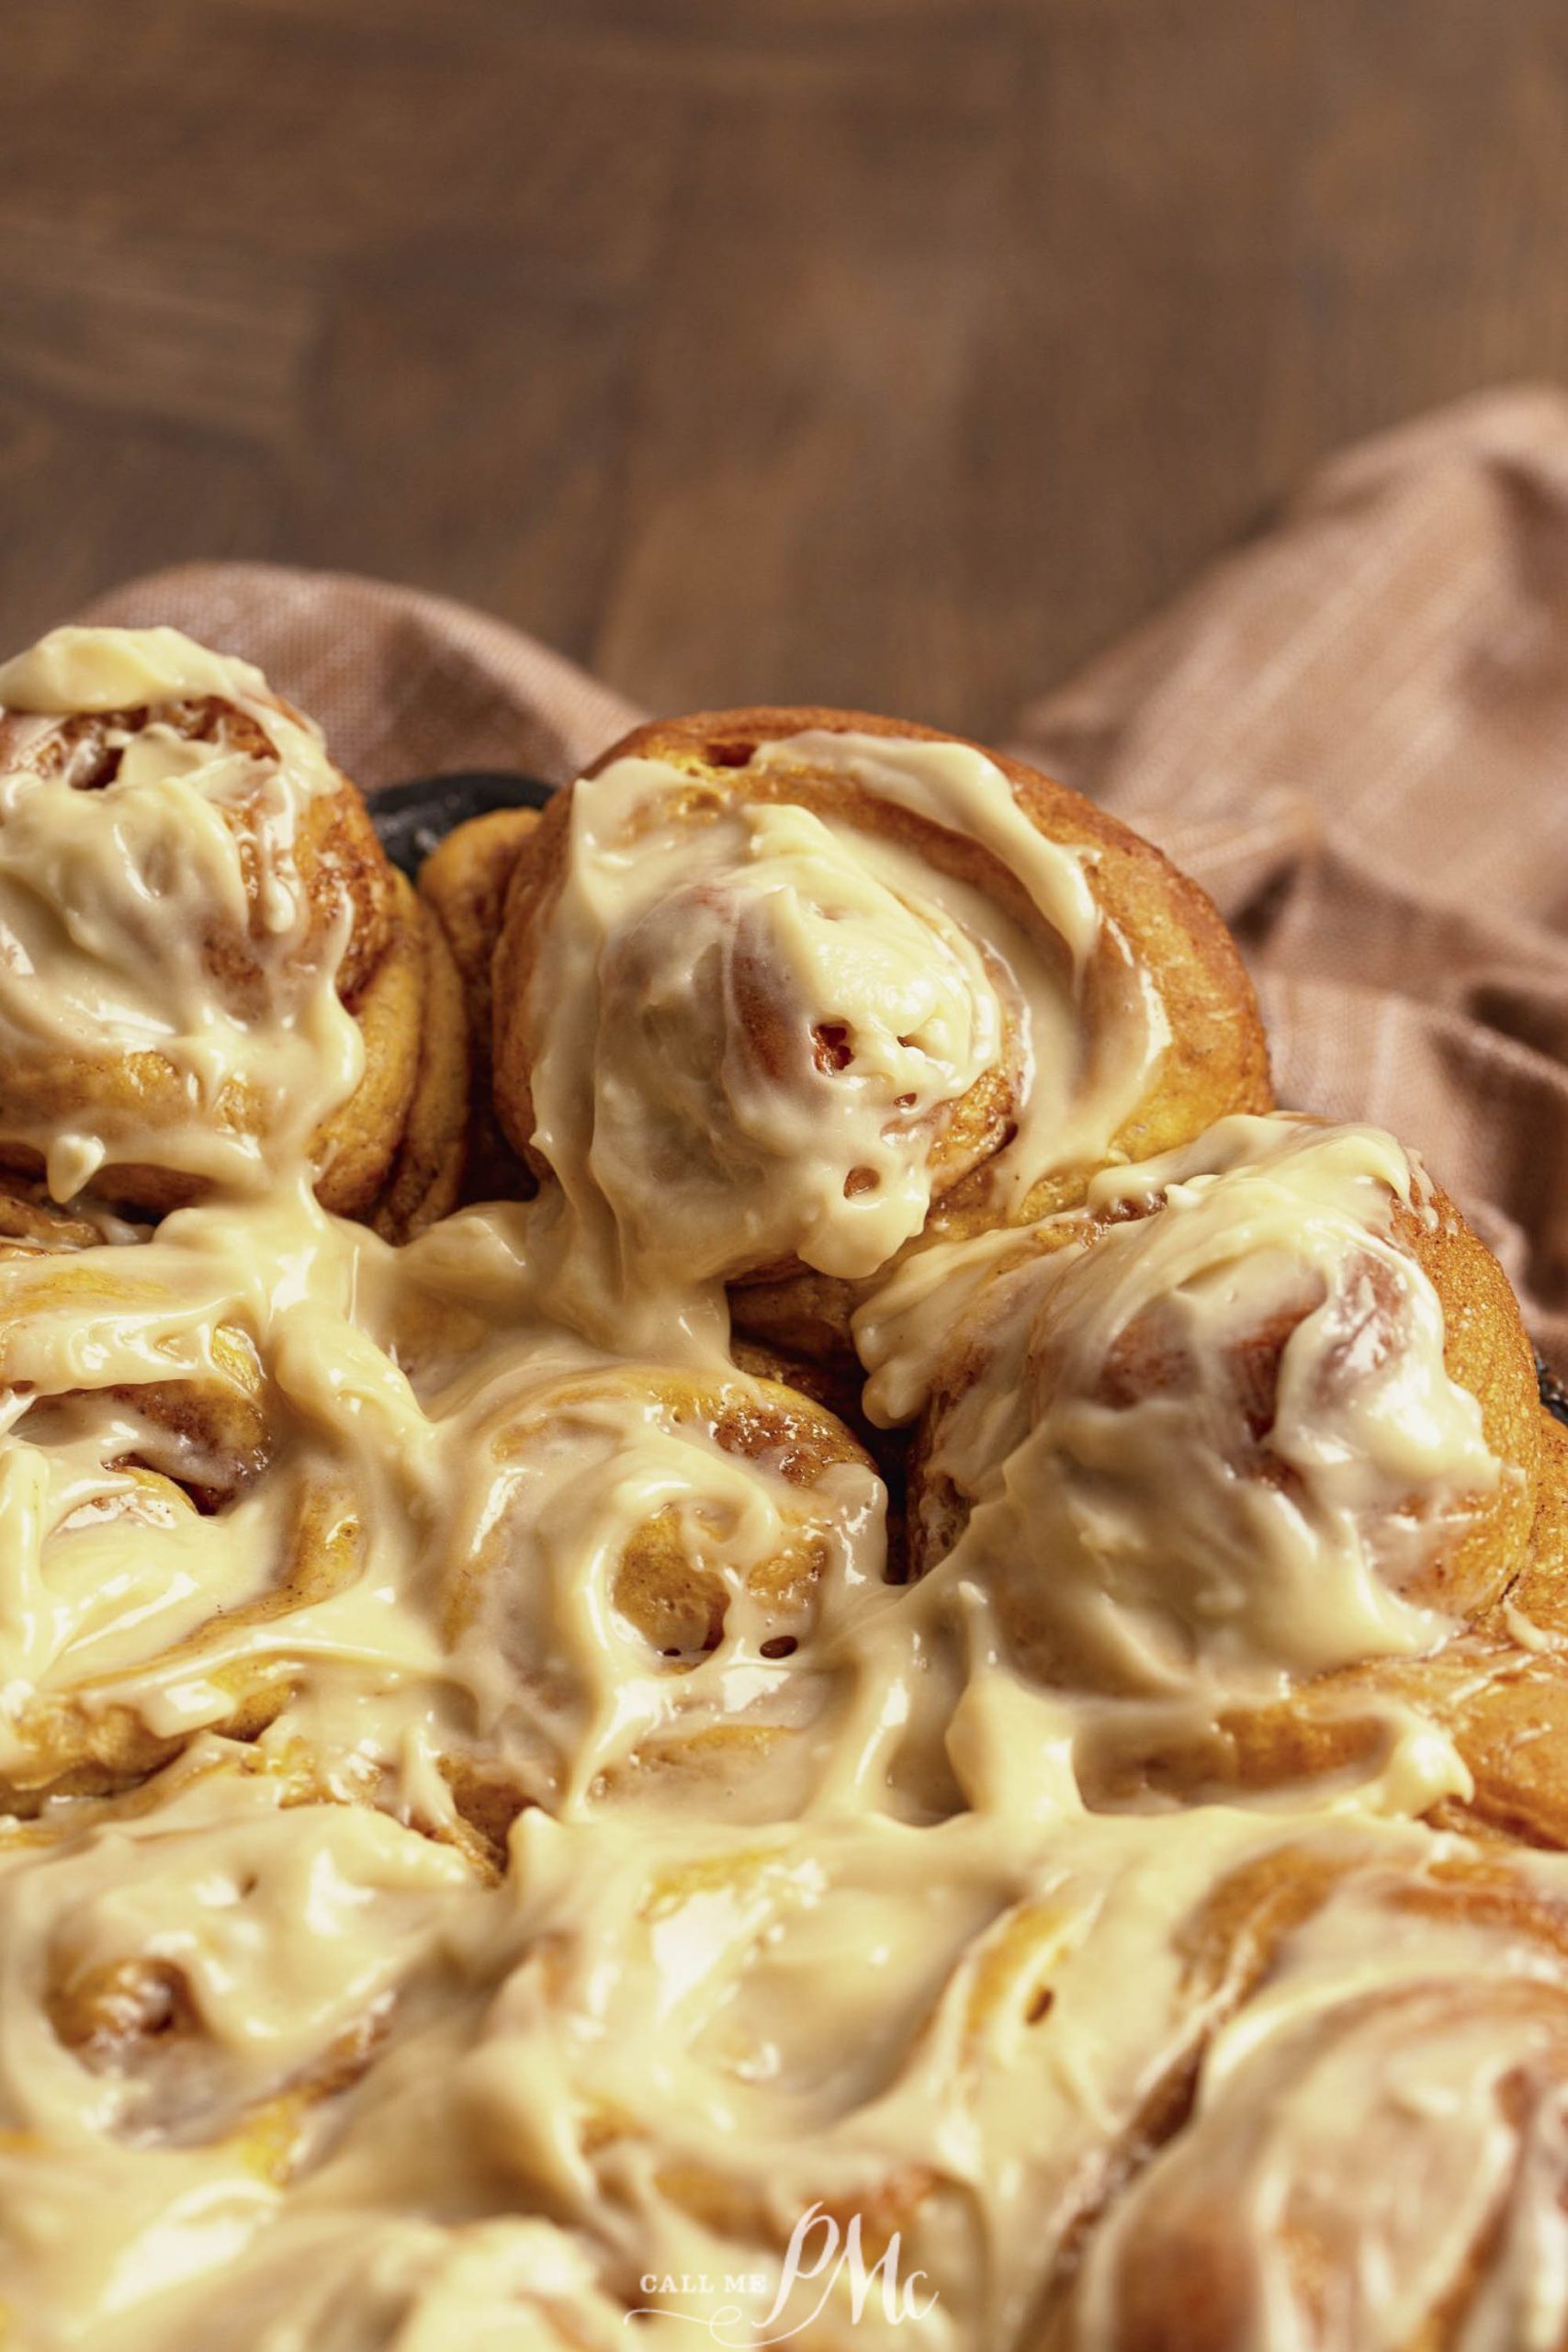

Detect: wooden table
[4,0,1567,744]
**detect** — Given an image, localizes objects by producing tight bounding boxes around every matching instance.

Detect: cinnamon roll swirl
[873,1114,1541,1802]
[0,1173,271,1510]
[489,708,1269,1351]
[0,627,467,1236]
[0,1748,484,2352]
[1043,1835,1568,2351]
[433,1355,886,1840]
[1109,1409,1568,1846]
[7,1761,475,2155]
[0,1193,409,1807]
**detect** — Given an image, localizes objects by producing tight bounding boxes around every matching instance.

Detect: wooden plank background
[3,0,1567,743]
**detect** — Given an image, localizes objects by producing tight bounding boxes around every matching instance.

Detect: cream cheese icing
[0,628,367,1199]
[0,635,1554,2352]
[510,731,1168,1345]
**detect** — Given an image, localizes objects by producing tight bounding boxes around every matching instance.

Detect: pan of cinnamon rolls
[1,624,1565,2350]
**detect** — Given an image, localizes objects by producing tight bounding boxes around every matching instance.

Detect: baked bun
[886,1114,1540,1737]
[1043,1834,1568,2351]
[0,627,466,1236]
[434,1357,885,1842]
[0,1184,380,1806]
[6,1757,474,2155]
[1092,1408,1568,1840]
[0,1171,270,1510]
[488,707,1269,1351]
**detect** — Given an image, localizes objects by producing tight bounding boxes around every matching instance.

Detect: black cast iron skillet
[370,769,556,881]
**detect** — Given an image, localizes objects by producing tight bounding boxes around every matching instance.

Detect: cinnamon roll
[304,1796,1568,2352]
[433,1355,886,1839]
[875,1114,1541,1793]
[7,1760,475,2153]
[0,1749,485,2352]
[0,627,467,1237]
[488,708,1269,1351]
[1119,1411,1568,1847]
[1043,1834,1568,2350]
[0,1443,367,1807]
[0,1173,271,1510]
[0,1191,431,1807]
[2,635,1565,2351]
[288,1801,1286,2352]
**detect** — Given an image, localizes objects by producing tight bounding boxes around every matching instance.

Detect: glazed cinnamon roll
[878,1114,1540,1787]
[299,1801,1283,2352]
[1134,1412,1568,1847]
[0,1443,369,1807]
[0,1173,271,1510]
[0,1751,486,2352]
[1043,1835,1568,2351]
[311,1795,1568,2352]
[6,1760,475,2154]
[0,1193,411,1805]
[0,626,467,1237]
[488,708,1269,1351]
[434,1355,886,1841]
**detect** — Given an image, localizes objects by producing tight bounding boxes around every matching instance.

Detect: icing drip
[0,639,1548,2352]
[515,731,1167,1335]
[0,628,367,1196]
[903,1117,1500,1699]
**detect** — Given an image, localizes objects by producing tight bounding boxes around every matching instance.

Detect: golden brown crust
[491,707,1270,1357]
[417,805,537,1203]
[366,891,470,1241]
[310,867,427,1220]
[1403,1188,1542,1614]
[0,1174,133,1254]
[1414,1415,1568,1850]
[910,1162,1546,1787]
